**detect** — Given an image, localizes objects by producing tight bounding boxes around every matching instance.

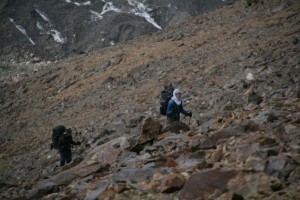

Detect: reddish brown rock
[177,151,206,172]
[82,137,123,166]
[166,157,178,168]
[138,117,162,144]
[179,169,237,200]
[160,173,186,193]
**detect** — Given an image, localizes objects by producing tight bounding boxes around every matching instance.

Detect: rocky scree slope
[0,0,300,199]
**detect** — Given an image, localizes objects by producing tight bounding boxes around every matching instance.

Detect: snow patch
[101,0,121,15]
[109,41,115,46]
[127,0,161,30]
[90,10,103,21]
[34,6,67,45]
[9,18,35,45]
[88,1,120,23]
[66,0,91,6]
[87,1,161,30]
[36,21,48,34]
[35,8,51,23]
[51,29,67,44]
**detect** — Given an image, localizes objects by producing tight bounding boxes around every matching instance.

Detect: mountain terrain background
[0,0,237,62]
[0,0,299,199]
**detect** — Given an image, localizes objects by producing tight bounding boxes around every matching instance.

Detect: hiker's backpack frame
[52,125,66,149]
[160,87,174,115]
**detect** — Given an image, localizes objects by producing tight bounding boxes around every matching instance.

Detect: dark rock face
[0,0,237,62]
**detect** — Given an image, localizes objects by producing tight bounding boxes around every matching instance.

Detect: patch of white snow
[109,41,115,46]
[66,0,91,6]
[9,18,35,45]
[101,0,121,15]
[127,0,161,30]
[36,21,49,34]
[50,29,67,44]
[35,8,51,23]
[90,10,103,21]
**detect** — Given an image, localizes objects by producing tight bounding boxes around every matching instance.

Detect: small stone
[269,177,282,191]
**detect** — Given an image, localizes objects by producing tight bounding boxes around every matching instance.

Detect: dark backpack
[160,86,174,115]
[52,125,66,149]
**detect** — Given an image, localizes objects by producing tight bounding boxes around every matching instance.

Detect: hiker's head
[173,89,182,98]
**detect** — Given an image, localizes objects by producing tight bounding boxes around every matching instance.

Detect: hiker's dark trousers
[59,148,72,166]
[167,115,180,124]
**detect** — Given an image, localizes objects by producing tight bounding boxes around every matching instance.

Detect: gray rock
[50,171,79,186]
[179,169,237,200]
[26,180,58,200]
[265,154,294,182]
[84,180,110,200]
[113,168,170,183]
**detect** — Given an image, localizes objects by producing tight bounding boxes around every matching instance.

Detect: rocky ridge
[0,0,300,199]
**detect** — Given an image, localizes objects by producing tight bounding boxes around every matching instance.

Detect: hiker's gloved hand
[76,142,81,145]
[187,112,192,117]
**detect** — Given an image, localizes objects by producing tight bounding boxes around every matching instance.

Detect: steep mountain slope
[0,0,236,62]
[0,0,299,199]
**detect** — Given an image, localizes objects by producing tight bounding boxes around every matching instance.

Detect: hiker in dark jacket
[166,89,192,124]
[58,128,81,166]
